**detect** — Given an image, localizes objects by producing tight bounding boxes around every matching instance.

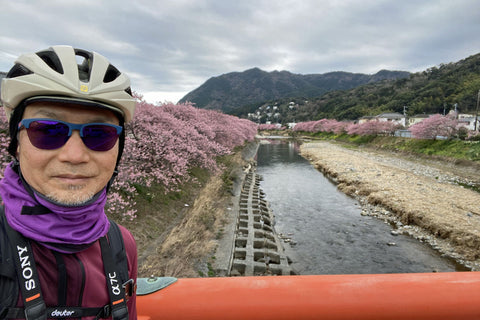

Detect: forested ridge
[234,53,480,123]
[179,67,410,113]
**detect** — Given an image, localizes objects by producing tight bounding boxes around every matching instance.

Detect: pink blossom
[409,114,459,139]
[110,96,257,219]
[0,96,257,220]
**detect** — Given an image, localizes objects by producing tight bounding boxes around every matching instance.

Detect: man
[0,46,137,319]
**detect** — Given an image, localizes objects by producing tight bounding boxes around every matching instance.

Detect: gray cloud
[1,0,480,103]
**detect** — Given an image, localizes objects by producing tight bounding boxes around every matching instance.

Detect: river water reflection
[256,139,457,275]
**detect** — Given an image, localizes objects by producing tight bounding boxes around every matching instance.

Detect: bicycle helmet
[1,45,136,122]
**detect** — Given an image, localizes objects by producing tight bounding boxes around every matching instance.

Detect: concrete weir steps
[229,166,294,276]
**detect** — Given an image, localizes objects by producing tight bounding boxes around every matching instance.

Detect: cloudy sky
[1,0,480,103]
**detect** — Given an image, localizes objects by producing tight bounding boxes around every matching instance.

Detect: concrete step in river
[229,165,294,276]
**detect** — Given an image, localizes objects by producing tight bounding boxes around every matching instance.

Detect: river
[255,139,459,275]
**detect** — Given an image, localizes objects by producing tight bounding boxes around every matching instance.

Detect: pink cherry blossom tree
[0,110,11,173]
[0,98,260,220]
[347,120,401,136]
[409,114,459,140]
[258,124,282,130]
[293,117,402,137]
[292,120,321,132]
[107,96,257,220]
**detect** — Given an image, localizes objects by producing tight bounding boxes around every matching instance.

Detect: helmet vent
[103,64,121,83]
[6,64,33,78]
[125,87,133,96]
[36,49,64,74]
[75,50,93,82]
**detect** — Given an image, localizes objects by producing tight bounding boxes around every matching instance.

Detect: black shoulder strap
[4,220,46,320]
[107,220,129,285]
[0,207,19,318]
[99,233,129,320]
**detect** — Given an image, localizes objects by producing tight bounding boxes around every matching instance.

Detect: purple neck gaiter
[0,162,110,253]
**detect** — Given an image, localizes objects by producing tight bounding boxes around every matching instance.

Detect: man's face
[17,102,120,205]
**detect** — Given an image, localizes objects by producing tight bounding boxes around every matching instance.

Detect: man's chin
[45,191,96,207]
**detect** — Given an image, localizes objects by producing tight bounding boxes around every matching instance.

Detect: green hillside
[236,53,480,123]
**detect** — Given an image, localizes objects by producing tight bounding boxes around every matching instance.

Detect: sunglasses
[19,118,123,151]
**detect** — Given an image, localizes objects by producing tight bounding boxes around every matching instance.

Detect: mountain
[243,52,480,123]
[179,68,410,113]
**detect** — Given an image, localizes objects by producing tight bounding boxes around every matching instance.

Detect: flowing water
[256,139,458,275]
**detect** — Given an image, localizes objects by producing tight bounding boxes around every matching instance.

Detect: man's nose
[56,131,91,163]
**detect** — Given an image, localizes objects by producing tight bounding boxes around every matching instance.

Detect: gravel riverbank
[300,141,480,271]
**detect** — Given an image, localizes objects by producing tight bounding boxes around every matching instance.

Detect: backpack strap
[0,207,20,319]
[107,220,129,290]
[52,251,67,306]
[99,234,129,320]
[107,219,134,299]
[0,262,15,279]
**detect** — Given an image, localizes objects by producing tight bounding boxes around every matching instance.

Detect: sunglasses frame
[19,118,123,151]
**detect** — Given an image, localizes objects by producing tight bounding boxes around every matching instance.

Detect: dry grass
[119,151,247,278]
[139,173,227,277]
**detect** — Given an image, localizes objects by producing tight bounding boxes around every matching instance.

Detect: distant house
[358,112,406,126]
[376,112,406,127]
[408,114,432,127]
[457,114,478,131]
[458,117,476,130]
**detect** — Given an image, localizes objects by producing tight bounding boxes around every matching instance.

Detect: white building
[376,112,406,127]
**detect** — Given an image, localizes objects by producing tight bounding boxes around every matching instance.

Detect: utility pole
[475,89,480,131]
